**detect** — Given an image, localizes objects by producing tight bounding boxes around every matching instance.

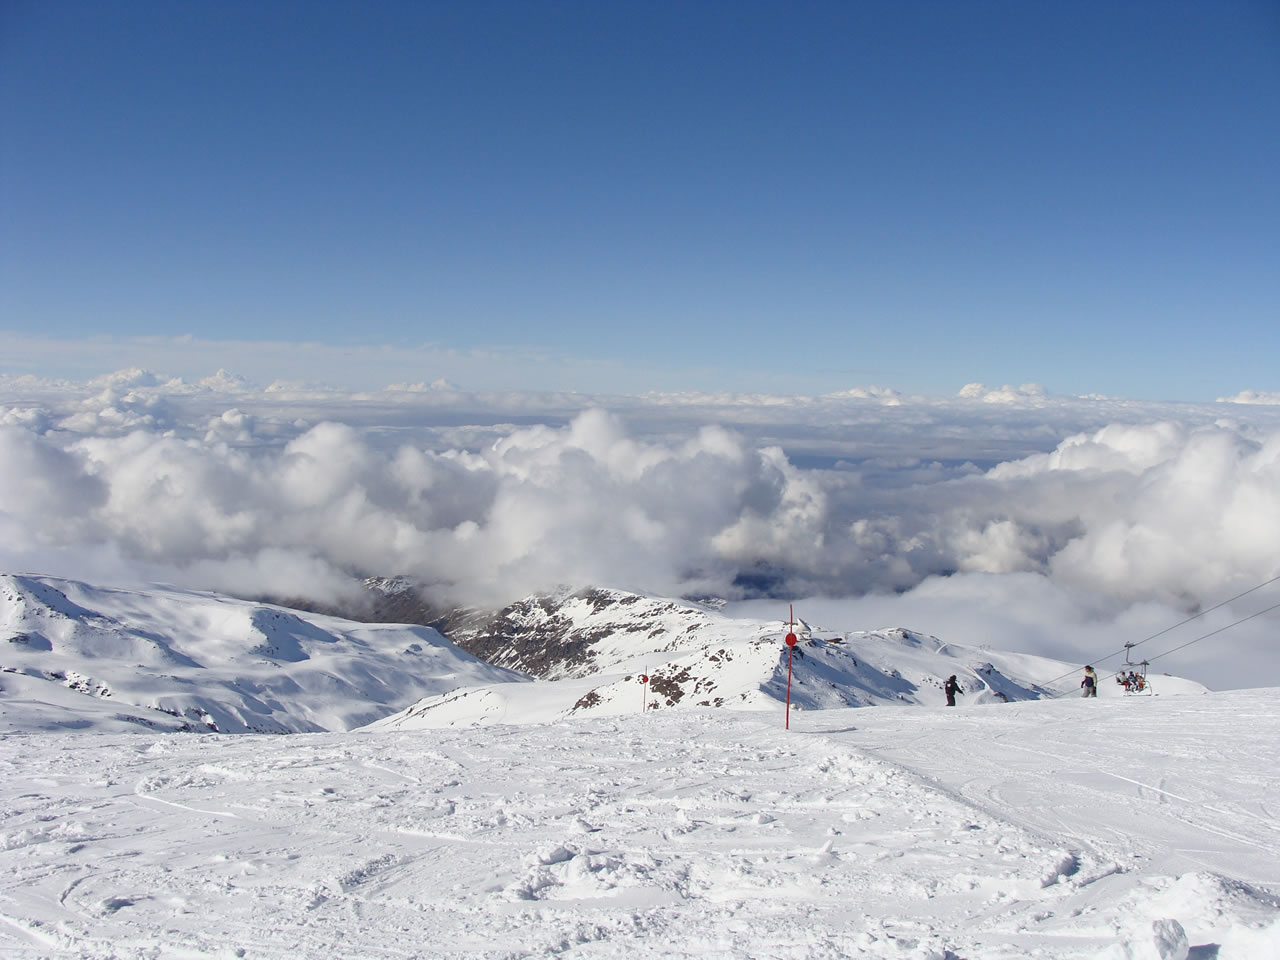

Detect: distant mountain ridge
[362,582,1208,730]
[2,573,1208,734]
[278,580,754,679]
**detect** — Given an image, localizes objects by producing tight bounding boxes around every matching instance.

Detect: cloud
[980,422,1280,605]
[957,382,1047,403]
[0,398,824,608]
[821,385,903,405]
[1219,389,1280,405]
[0,426,107,537]
[2,369,1280,687]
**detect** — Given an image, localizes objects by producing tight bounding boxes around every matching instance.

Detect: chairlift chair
[1119,642,1153,694]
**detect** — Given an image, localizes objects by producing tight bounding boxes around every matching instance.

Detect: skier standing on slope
[944,675,962,707]
[1081,665,1098,698]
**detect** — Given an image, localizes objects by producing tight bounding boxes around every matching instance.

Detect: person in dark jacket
[944,675,962,707]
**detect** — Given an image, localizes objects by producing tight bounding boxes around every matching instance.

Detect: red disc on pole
[640,675,648,683]
[784,606,797,729]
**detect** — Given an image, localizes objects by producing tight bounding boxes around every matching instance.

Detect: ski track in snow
[2,694,1279,959]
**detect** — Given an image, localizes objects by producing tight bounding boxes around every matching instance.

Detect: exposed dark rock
[648,667,694,706]
[572,690,603,712]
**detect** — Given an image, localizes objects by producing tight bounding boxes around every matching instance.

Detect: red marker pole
[784,604,797,730]
[640,670,648,714]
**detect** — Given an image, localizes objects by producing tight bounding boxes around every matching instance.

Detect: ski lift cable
[1042,571,1280,696]
[1124,571,1280,654]
[1045,598,1280,698]
[1143,598,1280,666]
[1052,596,1280,695]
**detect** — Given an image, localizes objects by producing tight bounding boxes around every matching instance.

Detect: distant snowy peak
[445,587,747,679]
[338,579,766,680]
[363,575,416,596]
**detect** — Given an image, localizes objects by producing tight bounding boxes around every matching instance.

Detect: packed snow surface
[3,690,1277,958]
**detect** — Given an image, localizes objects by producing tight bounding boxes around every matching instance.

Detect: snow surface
[3,691,1278,959]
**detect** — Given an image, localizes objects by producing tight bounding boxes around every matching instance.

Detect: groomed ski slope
[2,691,1277,959]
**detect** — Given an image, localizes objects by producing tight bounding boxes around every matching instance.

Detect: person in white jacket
[1081,665,1098,698]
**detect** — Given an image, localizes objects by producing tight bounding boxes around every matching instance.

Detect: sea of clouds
[3,368,1279,690]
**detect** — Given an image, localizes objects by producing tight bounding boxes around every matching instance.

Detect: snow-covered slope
[368,590,1207,730]
[0,574,525,733]
[2,576,1205,735]
[3,691,1277,959]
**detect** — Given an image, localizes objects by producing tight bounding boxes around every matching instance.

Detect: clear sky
[2,1,1277,400]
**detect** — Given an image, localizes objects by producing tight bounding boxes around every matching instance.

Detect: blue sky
[2,1,1277,400]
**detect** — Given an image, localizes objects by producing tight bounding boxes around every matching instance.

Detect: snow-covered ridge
[2,575,1207,735]
[0,574,523,733]
[367,586,1208,730]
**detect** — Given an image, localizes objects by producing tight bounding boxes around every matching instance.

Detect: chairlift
[1117,642,1153,695]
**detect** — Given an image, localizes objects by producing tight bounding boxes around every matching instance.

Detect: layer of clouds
[0,331,794,396]
[3,370,1279,688]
